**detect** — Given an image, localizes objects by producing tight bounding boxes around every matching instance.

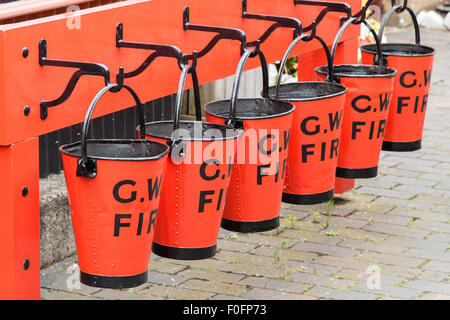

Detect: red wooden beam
[0,0,359,145]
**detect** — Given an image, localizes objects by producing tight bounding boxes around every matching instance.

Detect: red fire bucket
[60,83,169,288]
[315,18,397,178]
[361,4,435,151]
[205,47,295,232]
[144,62,242,260]
[267,33,347,205]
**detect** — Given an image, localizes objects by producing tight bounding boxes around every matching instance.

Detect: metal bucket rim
[315,64,398,79]
[360,43,435,57]
[267,81,347,102]
[143,120,242,142]
[204,97,295,121]
[60,139,169,161]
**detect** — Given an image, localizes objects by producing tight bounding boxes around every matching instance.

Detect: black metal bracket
[392,0,408,13]
[39,39,111,120]
[116,22,185,77]
[352,0,376,24]
[294,0,376,29]
[182,6,247,60]
[294,0,351,32]
[117,19,203,121]
[242,0,303,47]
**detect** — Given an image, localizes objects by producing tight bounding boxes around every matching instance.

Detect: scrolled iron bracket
[294,0,376,28]
[392,0,408,13]
[39,39,111,120]
[182,6,247,59]
[347,0,377,25]
[115,22,185,77]
[294,0,352,31]
[242,0,303,47]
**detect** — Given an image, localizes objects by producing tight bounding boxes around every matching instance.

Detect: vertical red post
[0,138,40,300]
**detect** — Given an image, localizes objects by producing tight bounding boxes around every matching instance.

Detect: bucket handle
[169,52,201,162]
[77,69,146,178]
[274,32,334,97]
[378,2,420,47]
[227,41,269,128]
[327,17,385,81]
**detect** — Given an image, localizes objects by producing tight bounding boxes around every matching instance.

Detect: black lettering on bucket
[352,122,366,139]
[328,110,344,131]
[148,175,163,200]
[147,209,158,234]
[377,119,387,138]
[216,189,224,211]
[283,129,291,150]
[330,139,339,159]
[198,189,226,213]
[421,94,428,112]
[302,144,315,163]
[379,92,392,112]
[320,142,326,161]
[199,190,215,213]
[258,134,277,155]
[397,97,410,114]
[200,159,220,181]
[301,140,341,163]
[257,164,271,185]
[137,212,144,236]
[413,96,420,113]
[424,70,432,87]
[301,116,320,136]
[113,210,158,237]
[114,214,131,236]
[352,95,371,113]
[113,180,137,203]
[400,71,417,88]
[369,121,375,140]
[397,95,428,114]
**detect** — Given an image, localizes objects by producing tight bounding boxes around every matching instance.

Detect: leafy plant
[286,215,299,229]
[322,200,334,229]
[312,211,322,224]
[229,233,238,239]
[326,230,339,237]
[274,56,298,78]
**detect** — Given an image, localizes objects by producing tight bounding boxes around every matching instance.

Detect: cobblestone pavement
[40,28,450,300]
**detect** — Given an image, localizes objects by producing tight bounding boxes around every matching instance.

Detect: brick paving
[40,28,450,300]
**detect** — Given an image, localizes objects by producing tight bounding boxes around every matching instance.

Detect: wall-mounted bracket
[116,21,202,120]
[347,0,376,24]
[39,39,111,120]
[116,22,185,77]
[294,0,376,29]
[391,0,408,14]
[294,0,351,31]
[242,0,303,47]
[183,6,247,59]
